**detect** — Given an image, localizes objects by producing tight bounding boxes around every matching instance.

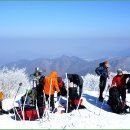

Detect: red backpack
[15,107,45,121]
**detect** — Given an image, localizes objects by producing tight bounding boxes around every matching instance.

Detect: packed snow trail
[1,91,130,129]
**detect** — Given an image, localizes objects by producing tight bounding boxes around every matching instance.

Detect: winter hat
[117,68,123,75]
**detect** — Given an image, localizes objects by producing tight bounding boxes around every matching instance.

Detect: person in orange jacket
[44,70,60,111]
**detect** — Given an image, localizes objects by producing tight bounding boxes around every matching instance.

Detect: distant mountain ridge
[1,55,130,76]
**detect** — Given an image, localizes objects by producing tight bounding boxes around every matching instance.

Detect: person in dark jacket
[31,67,45,107]
[95,61,110,102]
[67,74,83,97]
[67,74,84,112]
[112,69,130,107]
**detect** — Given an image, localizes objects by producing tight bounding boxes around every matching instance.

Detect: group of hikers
[0,60,130,119]
[30,68,84,113]
[96,61,130,113]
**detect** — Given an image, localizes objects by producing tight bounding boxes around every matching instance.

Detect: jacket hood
[50,71,58,78]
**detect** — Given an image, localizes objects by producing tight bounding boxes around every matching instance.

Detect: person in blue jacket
[95,61,110,102]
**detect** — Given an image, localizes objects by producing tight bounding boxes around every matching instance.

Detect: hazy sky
[0,2,130,64]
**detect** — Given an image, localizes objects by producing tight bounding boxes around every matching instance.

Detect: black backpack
[107,87,124,114]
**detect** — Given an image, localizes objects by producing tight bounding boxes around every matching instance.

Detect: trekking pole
[98,84,111,116]
[76,86,84,117]
[36,99,42,124]
[63,110,75,130]
[13,83,22,103]
[94,87,100,115]
[42,91,52,129]
[48,79,52,113]
[93,75,101,115]
[42,90,50,121]
[12,83,22,120]
[14,107,22,121]
[66,73,69,113]
[52,95,62,114]
[43,90,47,115]
[22,85,30,120]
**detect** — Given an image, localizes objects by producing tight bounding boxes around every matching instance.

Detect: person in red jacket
[112,69,130,106]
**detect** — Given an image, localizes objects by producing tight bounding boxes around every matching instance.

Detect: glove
[57,92,61,96]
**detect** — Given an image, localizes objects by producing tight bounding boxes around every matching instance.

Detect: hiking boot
[0,112,3,115]
[125,105,129,109]
[99,97,104,102]
[107,100,111,106]
[0,108,3,115]
[53,108,57,113]
[2,110,9,114]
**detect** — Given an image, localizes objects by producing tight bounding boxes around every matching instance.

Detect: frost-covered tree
[0,68,31,99]
[82,72,120,92]
[82,74,100,92]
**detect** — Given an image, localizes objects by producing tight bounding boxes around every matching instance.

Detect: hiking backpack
[57,77,63,88]
[57,77,67,96]
[107,87,124,114]
[21,87,37,106]
[13,106,45,121]
[21,75,45,107]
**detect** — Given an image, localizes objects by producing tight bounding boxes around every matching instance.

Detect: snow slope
[1,91,130,129]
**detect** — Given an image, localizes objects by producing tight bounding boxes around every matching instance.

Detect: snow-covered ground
[1,90,130,129]
[0,69,130,129]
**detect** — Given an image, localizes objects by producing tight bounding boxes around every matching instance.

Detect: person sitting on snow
[112,69,130,108]
[0,90,8,115]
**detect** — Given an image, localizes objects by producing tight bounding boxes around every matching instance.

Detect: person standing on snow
[32,67,43,87]
[112,69,130,107]
[44,71,60,112]
[95,61,110,102]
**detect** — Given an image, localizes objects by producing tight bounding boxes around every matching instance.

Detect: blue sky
[0,2,130,64]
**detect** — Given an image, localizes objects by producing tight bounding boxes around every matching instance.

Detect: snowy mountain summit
[1,90,130,129]
[0,69,130,129]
